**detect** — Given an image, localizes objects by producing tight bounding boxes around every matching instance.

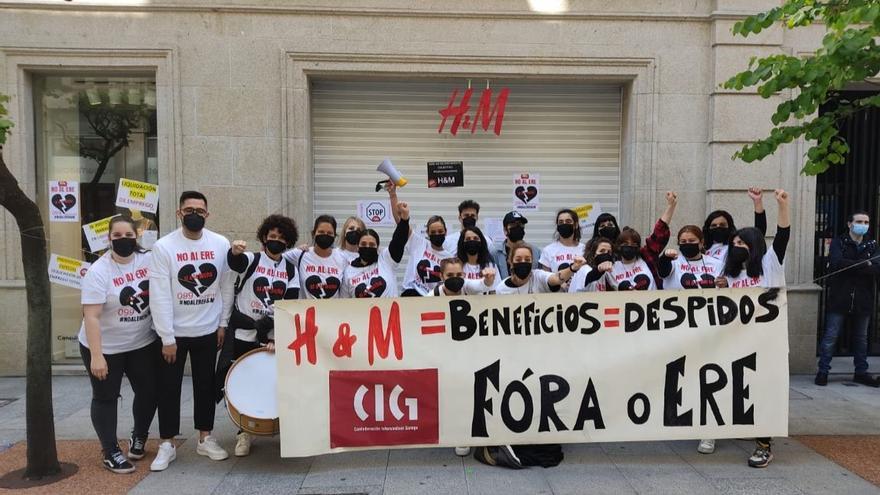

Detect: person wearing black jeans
[816,211,880,387]
[79,216,158,474]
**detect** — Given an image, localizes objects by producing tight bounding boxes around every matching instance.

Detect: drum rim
[225,346,279,434]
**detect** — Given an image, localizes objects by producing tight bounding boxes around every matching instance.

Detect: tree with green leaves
[0,93,61,480]
[724,0,880,175]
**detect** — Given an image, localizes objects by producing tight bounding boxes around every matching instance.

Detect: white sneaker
[697,439,716,454]
[150,441,176,471]
[454,447,471,457]
[235,432,252,457]
[196,435,229,461]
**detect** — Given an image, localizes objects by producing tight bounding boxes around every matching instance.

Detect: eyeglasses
[181,207,208,216]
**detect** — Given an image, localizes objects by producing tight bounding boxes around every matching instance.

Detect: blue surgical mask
[853,224,869,236]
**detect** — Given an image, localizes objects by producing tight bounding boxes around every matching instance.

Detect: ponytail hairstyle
[425,215,447,232]
[677,224,705,250]
[312,214,337,236]
[723,227,766,278]
[108,215,147,253]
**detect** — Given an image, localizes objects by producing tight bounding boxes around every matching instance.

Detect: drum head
[225,348,277,419]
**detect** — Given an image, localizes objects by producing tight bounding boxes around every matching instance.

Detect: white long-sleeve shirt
[149,228,233,345]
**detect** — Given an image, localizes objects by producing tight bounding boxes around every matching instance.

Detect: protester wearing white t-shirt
[715,189,790,470]
[427,257,496,297]
[539,209,586,272]
[222,214,300,457]
[658,225,725,290]
[454,226,497,293]
[342,202,410,298]
[284,215,349,299]
[497,242,584,295]
[149,191,234,471]
[603,228,658,291]
[704,188,768,261]
[79,216,158,474]
[569,237,614,293]
[338,216,366,263]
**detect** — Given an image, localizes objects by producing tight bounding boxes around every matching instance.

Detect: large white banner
[275,288,789,457]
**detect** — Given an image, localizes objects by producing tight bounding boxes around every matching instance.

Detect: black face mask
[443,276,465,293]
[265,240,286,256]
[557,224,575,238]
[315,234,335,250]
[709,227,730,245]
[462,217,477,228]
[345,230,362,246]
[618,245,639,261]
[111,237,137,257]
[358,246,378,264]
[512,262,532,279]
[594,252,614,266]
[507,226,525,242]
[182,212,205,232]
[463,240,481,256]
[728,246,750,265]
[679,243,701,259]
[429,233,446,247]
[598,226,619,240]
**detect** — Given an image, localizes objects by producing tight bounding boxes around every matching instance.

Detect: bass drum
[224,347,279,436]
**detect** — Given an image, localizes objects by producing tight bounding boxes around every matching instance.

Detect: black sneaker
[814,372,828,386]
[103,448,136,474]
[128,434,147,460]
[748,441,773,468]
[853,374,880,388]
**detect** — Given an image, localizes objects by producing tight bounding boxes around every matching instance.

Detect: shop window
[33,74,159,363]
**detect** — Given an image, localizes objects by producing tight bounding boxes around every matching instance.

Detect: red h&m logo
[438,88,510,136]
[329,369,439,448]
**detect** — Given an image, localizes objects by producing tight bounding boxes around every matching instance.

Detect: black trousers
[233,338,260,360]
[80,340,160,453]
[157,331,218,439]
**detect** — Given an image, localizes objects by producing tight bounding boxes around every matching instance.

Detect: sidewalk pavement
[0,374,879,494]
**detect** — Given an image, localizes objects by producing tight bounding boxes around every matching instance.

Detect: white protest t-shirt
[402,235,454,295]
[341,249,400,299]
[662,254,725,290]
[496,269,556,295]
[78,252,156,354]
[463,260,498,293]
[284,247,348,299]
[604,259,657,291]
[427,278,494,296]
[444,230,494,254]
[539,241,585,272]
[149,228,232,344]
[706,243,728,261]
[567,265,607,293]
[339,249,359,263]
[233,252,298,342]
[726,250,786,289]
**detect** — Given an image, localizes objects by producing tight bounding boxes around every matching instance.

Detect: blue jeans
[817,312,870,374]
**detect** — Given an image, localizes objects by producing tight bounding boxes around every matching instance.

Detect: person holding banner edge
[79,216,159,474]
[714,188,790,468]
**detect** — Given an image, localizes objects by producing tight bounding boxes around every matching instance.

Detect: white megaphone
[376,158,408,188]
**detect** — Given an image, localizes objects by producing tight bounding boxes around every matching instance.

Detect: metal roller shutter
[311,79,622,263]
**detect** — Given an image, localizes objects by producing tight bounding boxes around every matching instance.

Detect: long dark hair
[703,210,736,246]
[723,227,766,278]
[312,214,337,236]
[456,226,492,269]
[109,215,147,253]
[592,213,620,240]
[555,208,582,242]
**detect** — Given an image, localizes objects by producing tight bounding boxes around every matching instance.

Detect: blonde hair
[339,216,367,247]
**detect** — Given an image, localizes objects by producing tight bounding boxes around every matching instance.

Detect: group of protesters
[75,180,878,475]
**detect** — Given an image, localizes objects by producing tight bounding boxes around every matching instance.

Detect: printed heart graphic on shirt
[633,274,652,291]
[680,273,698,289]
[698,274,717,288]
[119,280,150,313]
[416,259,441,283]
[252,276,287,307]
[177,263,218,296]
[354,277,387,298]
[558,262,571,272]
[304,275,340,299]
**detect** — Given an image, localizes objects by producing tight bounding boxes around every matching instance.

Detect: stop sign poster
[357,199,395,227]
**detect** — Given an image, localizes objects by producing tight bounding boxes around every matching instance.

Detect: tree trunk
[0,148,60,479]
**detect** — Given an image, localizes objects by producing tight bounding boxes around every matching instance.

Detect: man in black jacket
[816,211,880,387]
